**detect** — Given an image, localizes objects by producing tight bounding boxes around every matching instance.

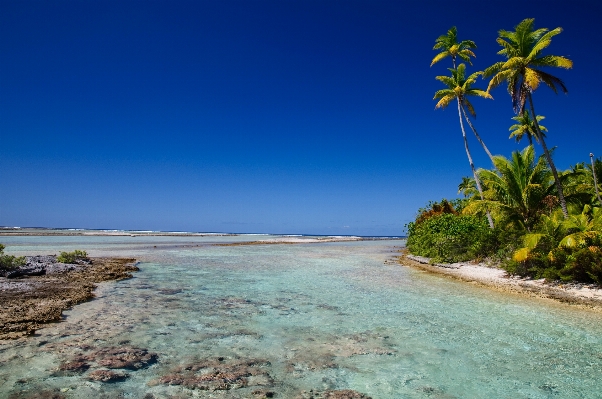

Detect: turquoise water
[1,236,601,398]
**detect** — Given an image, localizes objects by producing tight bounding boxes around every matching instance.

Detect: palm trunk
[457,99,495,229]
[591,153,602,205]
[528,93,568,218]
[460,105,495,164]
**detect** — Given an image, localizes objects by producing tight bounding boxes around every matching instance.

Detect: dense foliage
[0,243,26,270]
[57,249,88,264]
[406,201,495,263]
[414,19,602,285]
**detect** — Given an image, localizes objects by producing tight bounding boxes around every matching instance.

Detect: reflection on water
[1,236,601,398]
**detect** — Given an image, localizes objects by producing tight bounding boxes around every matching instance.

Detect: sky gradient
[1,1,601,236]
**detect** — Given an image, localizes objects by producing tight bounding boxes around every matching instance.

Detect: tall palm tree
[484,18,573,218]
[432,28,494,163]
[465,146,554,232]
[509,110,547,146]
[590,153,602,205]
[434,64,494,228]
[431,26,477,68]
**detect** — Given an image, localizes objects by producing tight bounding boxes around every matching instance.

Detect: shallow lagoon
[1,235,601,398]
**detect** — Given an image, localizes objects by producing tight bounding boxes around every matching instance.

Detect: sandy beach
[398,251,602,309]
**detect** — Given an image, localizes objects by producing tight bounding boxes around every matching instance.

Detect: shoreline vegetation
[413,20,602,296]
[0,256,138,340]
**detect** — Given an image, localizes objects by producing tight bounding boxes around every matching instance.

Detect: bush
[57,250,88,264]
[406,213,494,263]
[0,243,26,270]
[560,248,602,284]
[502,246,602,284]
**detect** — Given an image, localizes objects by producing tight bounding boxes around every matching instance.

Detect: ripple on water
[0,237,601,398]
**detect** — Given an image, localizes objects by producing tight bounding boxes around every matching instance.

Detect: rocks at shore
[0,257,138,339]
[0,255,93,278]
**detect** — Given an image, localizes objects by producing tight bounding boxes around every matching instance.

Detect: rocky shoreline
[398,251,602,309]
[0,256,138,339]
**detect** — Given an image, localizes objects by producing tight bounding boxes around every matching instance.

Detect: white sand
[402,254,602,308]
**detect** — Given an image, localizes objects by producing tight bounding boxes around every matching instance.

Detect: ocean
[1,234,601,398]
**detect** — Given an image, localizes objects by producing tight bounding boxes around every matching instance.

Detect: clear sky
[1,1,600,236]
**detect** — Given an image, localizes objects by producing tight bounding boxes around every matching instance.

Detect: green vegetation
[0,244,26,270]
[406,201,494,263]
[409,19,602,284]
[57,249,89,264]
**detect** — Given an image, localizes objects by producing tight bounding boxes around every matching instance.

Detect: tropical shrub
[407,212,493,263]
[57,250,88,264]
[0,243,26,270]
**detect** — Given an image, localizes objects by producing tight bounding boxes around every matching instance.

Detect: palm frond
[531,55,573,69]
[467,89,493,100]
[434,94,456,110]
[430,52,450,67]
[435,75,456,87]
[487,69,515,92]
[535,69,568,94]
[528,27,562,58]
[433,89,454,99]
[463,99,476,118]
[524,68,541,91]
[482,61,505,78]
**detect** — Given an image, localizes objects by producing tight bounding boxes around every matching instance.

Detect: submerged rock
[54,359,90,375]
[7,389,66,399]
[296,389,372,399]
[87,369,129,382]
[158,357,272,391]
[88,346,158,370]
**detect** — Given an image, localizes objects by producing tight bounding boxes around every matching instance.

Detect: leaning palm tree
[509,110,547,146]
[431,26,477,68]
[432,29,494,163]
[590,153,602,205]
[434,64,494,228]
[465,146,555,232]
[484,18,573,218]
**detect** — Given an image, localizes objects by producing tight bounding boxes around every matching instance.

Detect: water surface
[1,236,601,398]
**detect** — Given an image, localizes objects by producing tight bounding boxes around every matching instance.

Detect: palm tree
[434,64,494,228]
[458,176,478,199]
[484,18,573,218]
[590,153,602,205]
[509,110,547,146]
[432,28,494,163]
[559,205,602,248]
[431,26,476,68]
[465,146,554,232]
[513,209,565,261]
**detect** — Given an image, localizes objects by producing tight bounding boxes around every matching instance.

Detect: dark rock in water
[296,390,372,399]
[55,359,90,374]
[7,389,66,399]
[158,356,273,391]
[253,389,276,398]
[87,369,129,382]
[88,346,158,370]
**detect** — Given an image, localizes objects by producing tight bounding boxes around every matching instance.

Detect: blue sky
[1,1,601,236]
